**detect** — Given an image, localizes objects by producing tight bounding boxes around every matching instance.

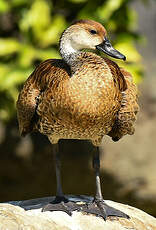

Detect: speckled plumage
[17,20,139,147]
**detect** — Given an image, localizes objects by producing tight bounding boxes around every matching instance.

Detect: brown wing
[16,59,71,136]
[108,68,139,141]
[104,58,127,92]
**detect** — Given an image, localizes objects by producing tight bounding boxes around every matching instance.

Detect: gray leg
[53,143,64,197]
[42,143,70,212]
[91,145,129,220]
[42,143,80,214]
[92,146,103,201]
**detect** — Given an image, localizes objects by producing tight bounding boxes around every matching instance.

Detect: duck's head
[60,19,126,61]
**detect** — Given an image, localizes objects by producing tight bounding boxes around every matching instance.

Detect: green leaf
[38,15,66,47]
[11,0,31,7]
[114,42,141,62]
[20,0,52,32]
[0,0,10,12]
[0,39,20,56]
[97,0,124,20]
[0,64,32,91]
[18,44,36,68]
[68,0,87,3]
[37,48,60,60]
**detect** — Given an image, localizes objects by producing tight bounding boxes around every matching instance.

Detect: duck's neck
[59,31,81,69]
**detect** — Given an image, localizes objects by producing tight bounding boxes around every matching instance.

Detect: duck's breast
[61,57,121,120]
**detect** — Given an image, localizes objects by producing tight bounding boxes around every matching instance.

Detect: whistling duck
[17,19,139,220]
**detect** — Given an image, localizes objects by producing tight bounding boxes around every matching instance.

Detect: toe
[42,202,72,215]
[95,199,129,219]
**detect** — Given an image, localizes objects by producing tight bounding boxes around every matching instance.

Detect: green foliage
[0,0,144,121]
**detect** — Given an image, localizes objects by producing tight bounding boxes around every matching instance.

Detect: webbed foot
[42,196,85,216]
[42,196,129,220]
[83,198,130,220]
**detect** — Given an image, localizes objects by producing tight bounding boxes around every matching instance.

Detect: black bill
[96,37,126,61]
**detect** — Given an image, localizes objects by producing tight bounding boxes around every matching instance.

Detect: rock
[0,196,156,230]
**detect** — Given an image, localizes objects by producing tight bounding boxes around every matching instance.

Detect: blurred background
[0,0,156,217]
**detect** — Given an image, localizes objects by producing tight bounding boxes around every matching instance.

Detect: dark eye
[90,29,97,35]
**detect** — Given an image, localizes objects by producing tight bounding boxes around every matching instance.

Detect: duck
[16,19,139,220]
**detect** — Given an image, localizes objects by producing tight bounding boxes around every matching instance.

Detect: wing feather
[108,68,139,141]
[16,59,70,136]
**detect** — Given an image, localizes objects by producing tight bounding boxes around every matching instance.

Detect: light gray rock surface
[1,196,156,230]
